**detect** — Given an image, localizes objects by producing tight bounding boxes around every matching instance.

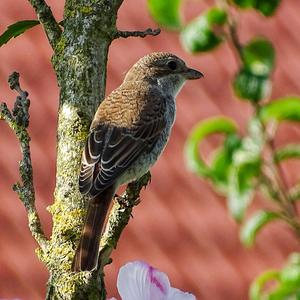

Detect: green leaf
[242,38,275,76]
[206,7,228,24]
[180,7,227,53]
[260,97,300,123]
[254,0,281,17]
[274,144,300,163]
[250,254,300,300]
[210,134,242,192]
[185,117,238,179]
[228,159,260,221]
[227,118,264,221]
[250,270,280,300]
[232,0,281,16]
[233,68,271,102]
[268,255,300,299]
[268,286,300,300]
[0,20,40,47]
[147,0,182,30]
[234,39,275,102]
[278,254,300,284]
[281,266,300,286]
[240,210,280,247]
[232,0,255,8]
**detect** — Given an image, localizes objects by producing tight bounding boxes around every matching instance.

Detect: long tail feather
[72,187,115,272]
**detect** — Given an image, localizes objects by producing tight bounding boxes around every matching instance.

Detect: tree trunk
[42,1,123,298]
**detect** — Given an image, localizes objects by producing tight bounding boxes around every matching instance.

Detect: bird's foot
[115,194,127,207]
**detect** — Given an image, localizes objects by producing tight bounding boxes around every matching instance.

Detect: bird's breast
[117,96,176,186]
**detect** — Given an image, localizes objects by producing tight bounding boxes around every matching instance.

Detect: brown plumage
[72,52,203,272]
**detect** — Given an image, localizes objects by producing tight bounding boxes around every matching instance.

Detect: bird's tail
[72,187,114,272]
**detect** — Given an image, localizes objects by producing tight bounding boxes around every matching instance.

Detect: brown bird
[72,52,203,272]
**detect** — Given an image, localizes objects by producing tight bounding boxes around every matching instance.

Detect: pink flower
[108,261,196,300]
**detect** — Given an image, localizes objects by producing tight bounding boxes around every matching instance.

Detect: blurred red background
[1,0,300,299]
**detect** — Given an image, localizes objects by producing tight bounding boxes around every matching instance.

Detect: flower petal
[167,287,197,300]
[117,261,170,300]
[149,263,170,299]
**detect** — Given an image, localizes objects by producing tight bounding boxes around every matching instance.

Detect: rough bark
[43,1,122,298]
[0,0,159,298]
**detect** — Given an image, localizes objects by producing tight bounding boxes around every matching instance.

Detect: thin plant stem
[219,0,300,238]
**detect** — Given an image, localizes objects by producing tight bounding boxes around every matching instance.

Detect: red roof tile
[1,0,300,299]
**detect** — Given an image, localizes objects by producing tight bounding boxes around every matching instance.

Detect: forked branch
[27,0,62,49]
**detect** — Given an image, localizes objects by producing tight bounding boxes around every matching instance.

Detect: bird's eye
[167,60,177,71]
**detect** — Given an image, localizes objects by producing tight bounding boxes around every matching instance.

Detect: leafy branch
[220,1,300,237]
[148,0,300,298]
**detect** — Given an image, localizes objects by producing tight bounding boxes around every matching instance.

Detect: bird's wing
[79,92,167,198]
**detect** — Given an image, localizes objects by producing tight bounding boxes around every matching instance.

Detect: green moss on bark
[44,1,123,298]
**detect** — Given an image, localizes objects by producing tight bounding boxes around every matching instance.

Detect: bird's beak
[184,67,204,80]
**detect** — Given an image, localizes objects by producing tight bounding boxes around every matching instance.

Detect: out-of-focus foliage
[180,7,227,53]
[241,38,275,76]
[259,97,300,122]
[240,210,280,247]
[233,38,275,102]
[227,118,264,221]
[274,144,300,164]
[250,253,300,299]
[0,20,40,47]
[233,69,271,102]
[232,0,281,16]
[185,94,300,270]
[148,0,300,299]
[147,0,182,30]
[185,117,238,178]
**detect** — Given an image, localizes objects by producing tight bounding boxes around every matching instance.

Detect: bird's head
[124,52,203,96]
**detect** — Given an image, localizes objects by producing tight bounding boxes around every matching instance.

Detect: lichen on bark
[46,1,119,298]
[2,0,160,298]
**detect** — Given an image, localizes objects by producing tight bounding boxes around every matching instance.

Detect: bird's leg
[114,191,141,208]
[114,193,127,207]
[114,194,135,218]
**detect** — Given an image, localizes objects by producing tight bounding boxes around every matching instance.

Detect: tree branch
[289,183,300,202]
[115,28,161,39]
[27,0,61,49]
[219,0,300,240]
[257,105,300,239]
[98,172,151,272]
[0,72,48,251]
[219,0,244,64]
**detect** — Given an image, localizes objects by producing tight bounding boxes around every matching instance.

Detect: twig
[289,183,300,202]
[268,138,297,213]
[219,0,244,63]
[115,28,161,39]
[0,72,48,251]
[97,172,151,273]
[220,0,300,238]
[255,104,300,238]
[27,0,62,49]
[256,103,298,216]
[260,172,300,237]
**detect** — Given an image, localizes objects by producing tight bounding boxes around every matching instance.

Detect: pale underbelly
[117,127,171,186]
